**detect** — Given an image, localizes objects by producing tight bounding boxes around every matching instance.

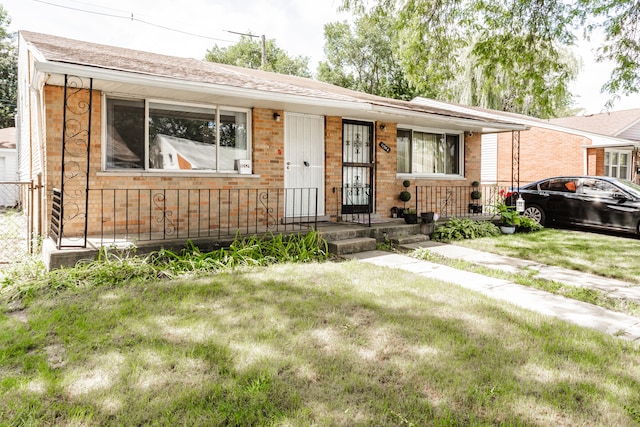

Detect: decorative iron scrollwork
[259,191,276,229]
[440,189,454,218]
[152,192,176,236]
[57,75,93,248]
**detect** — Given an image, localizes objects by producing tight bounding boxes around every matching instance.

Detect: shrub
[518,216,544,233]
[431,218,500,242]
[399,191,412,202]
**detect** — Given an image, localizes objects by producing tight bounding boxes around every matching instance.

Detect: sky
[3,0,640,115]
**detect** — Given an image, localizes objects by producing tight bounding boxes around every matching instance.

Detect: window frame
[604,148,631,180]
[396,125,465,178]
[102,95,252,174]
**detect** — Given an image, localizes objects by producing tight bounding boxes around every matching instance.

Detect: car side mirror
[611,192,628,200]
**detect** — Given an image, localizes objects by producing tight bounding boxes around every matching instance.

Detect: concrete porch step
[391,234,430,245]
[327,237,377,255]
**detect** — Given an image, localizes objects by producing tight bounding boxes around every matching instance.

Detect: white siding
[0,153,20,206]
[481,133,497,184]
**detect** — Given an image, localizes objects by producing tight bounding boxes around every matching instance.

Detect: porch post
[511,130,521,194]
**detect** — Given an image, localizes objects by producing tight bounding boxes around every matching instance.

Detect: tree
[584,0,640,105]
[0,5,16,128]
[338,0,581,118]
[205,35,311,78]
[318,14,419,100]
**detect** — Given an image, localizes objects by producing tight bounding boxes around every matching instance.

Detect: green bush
[431,218,501,242]
[399,191,412,202]
[517,216,544,233]
[1,231,329,303]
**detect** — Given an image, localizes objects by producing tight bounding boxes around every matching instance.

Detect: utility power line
[33,0,237,44]
[226,31,267,69]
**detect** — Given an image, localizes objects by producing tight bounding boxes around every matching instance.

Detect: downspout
[30,64,48,239]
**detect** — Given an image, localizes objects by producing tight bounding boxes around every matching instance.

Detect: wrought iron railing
[50,187,319,248]
[332,185,372,226]
[414,184,510,220]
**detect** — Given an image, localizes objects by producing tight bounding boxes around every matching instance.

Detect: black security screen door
[342,120,374,214]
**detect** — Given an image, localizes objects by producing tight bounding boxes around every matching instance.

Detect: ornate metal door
[342,120,374,214]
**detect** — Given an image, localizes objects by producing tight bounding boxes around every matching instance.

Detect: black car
[515,176,640,234]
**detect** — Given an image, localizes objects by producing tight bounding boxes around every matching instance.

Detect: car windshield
[615,179,640,198]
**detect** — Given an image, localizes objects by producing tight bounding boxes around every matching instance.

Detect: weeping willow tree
[334,0,634,118]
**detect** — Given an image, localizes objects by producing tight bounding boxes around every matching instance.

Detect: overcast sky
[4,0,640,115]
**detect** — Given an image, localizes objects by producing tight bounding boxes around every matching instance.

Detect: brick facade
[586,147,605,176]
[496,127,590,184]
[40,85,482,238]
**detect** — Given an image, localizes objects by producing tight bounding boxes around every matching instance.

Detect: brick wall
[586,147,605,175]
[42,84,485,238]
[374,122,398,216]
[43,85,289,238]
[324,116,342,220]
[375,129,481,218]
[497,127,590,184]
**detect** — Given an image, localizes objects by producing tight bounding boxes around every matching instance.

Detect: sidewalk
[343,244,640,342]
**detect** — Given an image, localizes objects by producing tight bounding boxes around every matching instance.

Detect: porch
[43,184,504,269]
[43,219,426,269]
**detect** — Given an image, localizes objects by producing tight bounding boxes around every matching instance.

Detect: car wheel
[523,205,545,225]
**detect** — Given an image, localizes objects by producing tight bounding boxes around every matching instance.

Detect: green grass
[451,228,640,284]
[2,260,640,426]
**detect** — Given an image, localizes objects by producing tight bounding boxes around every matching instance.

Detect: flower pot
[404,213,418,224]
[500,225,516,234]
[468,204,482,214]
[421,212,435,223]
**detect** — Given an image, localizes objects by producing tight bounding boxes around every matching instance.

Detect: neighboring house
[0,127,19,207]
[17,31,525,256]
[412,98,640,185]
[549,109,640,182]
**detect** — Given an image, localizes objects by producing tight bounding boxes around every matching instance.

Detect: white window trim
[604,148,632,180]
[396,124,465,179]
[101,95,252,174]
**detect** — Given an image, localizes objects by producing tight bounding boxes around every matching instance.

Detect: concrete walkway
[344,244,640,342]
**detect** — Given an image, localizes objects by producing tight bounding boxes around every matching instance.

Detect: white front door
[284,113,325,217]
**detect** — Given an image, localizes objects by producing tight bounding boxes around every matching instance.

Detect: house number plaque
[379,142,391,153]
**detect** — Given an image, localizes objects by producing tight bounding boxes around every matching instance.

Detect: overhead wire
[33,0,237,44]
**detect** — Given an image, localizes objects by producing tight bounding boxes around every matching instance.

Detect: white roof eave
[371,105,528,132]
[32,58,527,131]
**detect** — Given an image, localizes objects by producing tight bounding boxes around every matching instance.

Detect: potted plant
[420,211,435,223]
[399,190,412,203]
[469,180,482,213]
[403,209,418,224]
[494,189,521,234]
[399,180,412,216]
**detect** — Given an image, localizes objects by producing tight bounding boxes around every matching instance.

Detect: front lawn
[453,228,640,284]
[2,261,639,425]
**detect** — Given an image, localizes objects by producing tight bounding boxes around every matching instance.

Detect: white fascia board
[371,105,528,131]
[585,137,640,148]
[32,60,372,111]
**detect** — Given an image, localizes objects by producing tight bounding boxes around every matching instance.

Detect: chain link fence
[0,182,33,265]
